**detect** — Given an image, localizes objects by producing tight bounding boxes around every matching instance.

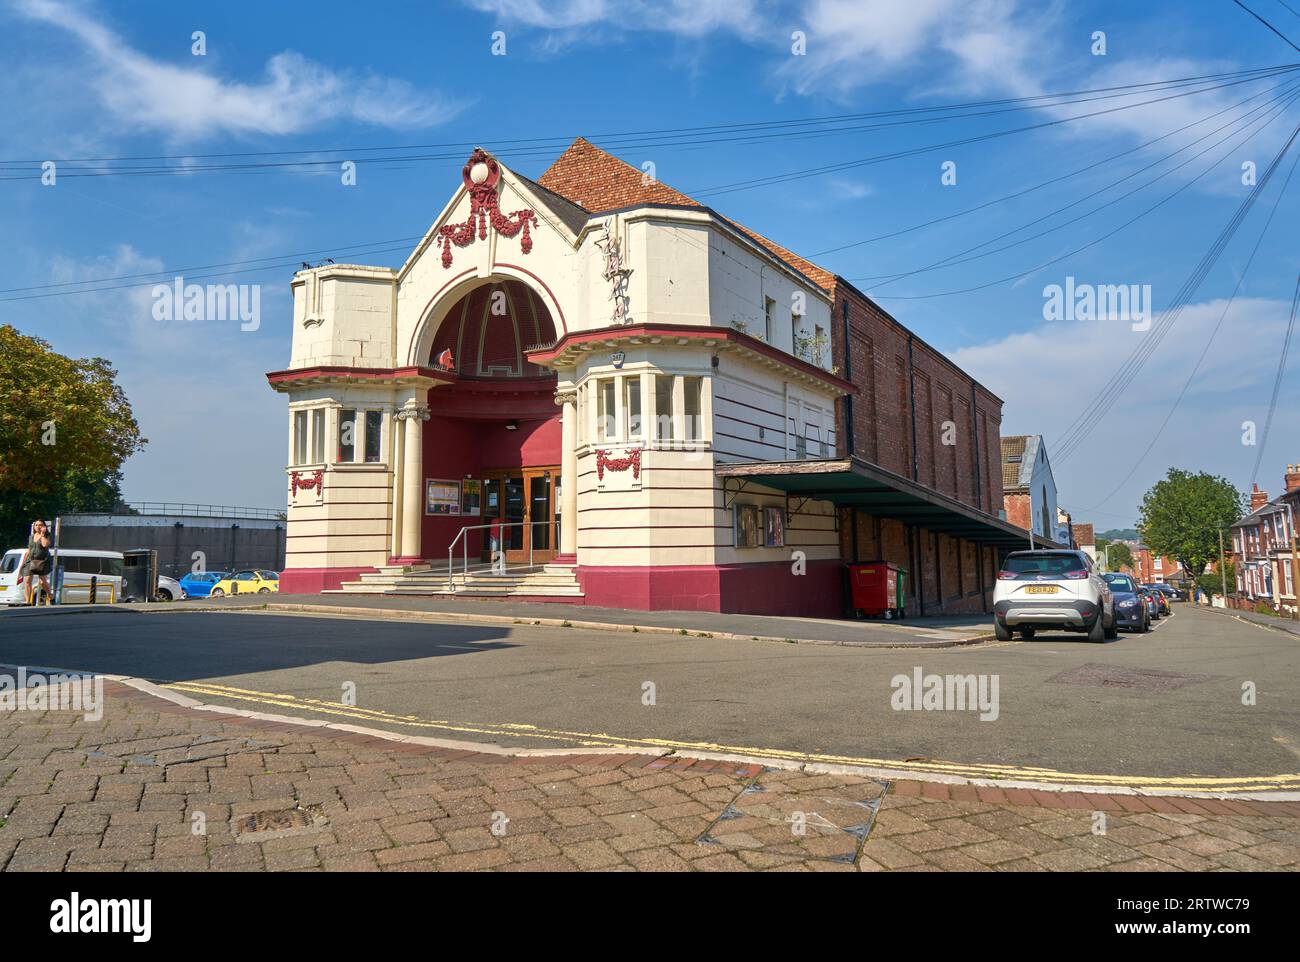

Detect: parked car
[0,547,124,605]
[155,574,182,602]
[993,549,1116,642]
[1140,588,1162,620]
[1143,585,1172,616]
[1102,573,1150,633]
[178,571,229,599]
[209,569,280,597]
[1150,583,1186,602]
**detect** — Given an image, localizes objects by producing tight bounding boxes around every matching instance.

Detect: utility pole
[1287,503,1300,621]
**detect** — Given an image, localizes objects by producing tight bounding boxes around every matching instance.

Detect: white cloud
[13,0,461,141]
[463,0,1292,167]
[778,0,1049,99]
[951,296,1297,519]
[465,0,769,42]
[20,244,292,506]
[827,177,873,200]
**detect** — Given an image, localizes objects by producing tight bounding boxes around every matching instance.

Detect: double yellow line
[165,680,1300,794]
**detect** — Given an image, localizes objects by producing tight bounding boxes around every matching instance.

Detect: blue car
[1102,573,1151,633]
[178,571,229,599]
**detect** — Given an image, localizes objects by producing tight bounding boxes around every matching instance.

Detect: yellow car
[209,569,280,597]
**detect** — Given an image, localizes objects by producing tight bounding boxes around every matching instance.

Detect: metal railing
[446,520,556,591]
[116,502,286,521]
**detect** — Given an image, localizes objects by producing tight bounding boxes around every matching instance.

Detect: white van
[0,548,125,606]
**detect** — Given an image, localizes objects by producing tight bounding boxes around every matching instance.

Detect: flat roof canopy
[715,457,1062,550]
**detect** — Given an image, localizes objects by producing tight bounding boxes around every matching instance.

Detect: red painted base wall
[279,566,376,594]
[577,561,845,618]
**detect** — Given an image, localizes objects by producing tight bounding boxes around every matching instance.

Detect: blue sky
[2,0,1298,529]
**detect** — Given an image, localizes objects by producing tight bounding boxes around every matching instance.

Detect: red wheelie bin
[847,562,907,620]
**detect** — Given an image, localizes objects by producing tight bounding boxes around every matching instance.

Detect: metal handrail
[446,520,556,591]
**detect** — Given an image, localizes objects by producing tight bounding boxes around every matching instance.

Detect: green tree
[1137,468,1243,580]
[0,325,145,546]
[1097,539,1134,572]
[1197,560,1236,599]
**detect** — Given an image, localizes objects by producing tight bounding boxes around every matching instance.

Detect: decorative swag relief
[438,148,538,269]
[595,447,642,481]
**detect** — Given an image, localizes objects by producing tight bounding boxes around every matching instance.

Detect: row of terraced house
[1230,469,1300,616]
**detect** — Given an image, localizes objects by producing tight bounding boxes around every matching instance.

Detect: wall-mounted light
[505,421,519,431]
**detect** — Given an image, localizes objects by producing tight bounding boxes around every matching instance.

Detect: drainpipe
[911,525,925,615]
[783,382,791,458]
[841,298,859,562]
[906,335,919,483]
[969,383,982,508]
[840,299,855,457]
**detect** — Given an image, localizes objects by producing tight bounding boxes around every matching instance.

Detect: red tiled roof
[537,137,836,291]
[536,137,698,211]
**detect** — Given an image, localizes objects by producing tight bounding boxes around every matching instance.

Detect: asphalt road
[2,605,1297,783]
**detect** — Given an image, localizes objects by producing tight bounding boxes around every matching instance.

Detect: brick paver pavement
[1,683,1297,872]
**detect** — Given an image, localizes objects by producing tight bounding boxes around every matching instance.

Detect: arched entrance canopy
[407,268,566,371]
[428,279,557,379]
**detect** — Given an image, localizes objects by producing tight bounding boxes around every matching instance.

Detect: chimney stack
[1251,483,1270,510]
[1286,464,1300,494]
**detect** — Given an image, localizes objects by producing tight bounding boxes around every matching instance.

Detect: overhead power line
[1232,0,1300,53]
[813,71,1300,260]
[1081,143,1300,511]
[1,68,1295,183]
[1054,120,1300,464]
[1251,273,1300,483]
[860,85,1300,301]
[853,77,1300,290]
[0,237,426,296]
[2,64,1291,169]
[686,69,1300,197]
[7,73,1298,302]
[0,242,423,304]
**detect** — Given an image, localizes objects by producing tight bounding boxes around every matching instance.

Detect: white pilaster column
[396,402,430,562]
[390,411,405,561]
[555,389,578,560]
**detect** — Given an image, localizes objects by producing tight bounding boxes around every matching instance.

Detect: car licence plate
[1024,585,1058,594]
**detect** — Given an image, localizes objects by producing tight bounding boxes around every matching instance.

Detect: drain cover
[233,805,326,841]
[697,771,887,864]
[1047,663,1218,693]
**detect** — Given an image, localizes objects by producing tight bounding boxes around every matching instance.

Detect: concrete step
[329,560,583,600]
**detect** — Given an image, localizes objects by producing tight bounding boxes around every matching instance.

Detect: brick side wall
[830,285,1003,514]
[828,283,1004,617]
[1004,492,1032,532]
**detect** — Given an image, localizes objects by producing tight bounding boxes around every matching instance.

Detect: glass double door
[481,467,558,565]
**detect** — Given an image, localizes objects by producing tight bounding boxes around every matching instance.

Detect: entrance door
[481,467,558,565]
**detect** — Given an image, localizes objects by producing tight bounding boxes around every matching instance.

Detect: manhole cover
[1047,663,1218,693]
[233,805,326,842]
[697,771,887,864]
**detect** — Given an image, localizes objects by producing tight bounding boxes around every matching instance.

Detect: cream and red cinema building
[268,139,1033,616]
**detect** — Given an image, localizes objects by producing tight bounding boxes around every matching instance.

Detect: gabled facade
[1000,435,1063,545]
[268,139,1026,616]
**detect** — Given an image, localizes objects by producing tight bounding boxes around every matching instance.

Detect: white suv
[992,549,1116,642]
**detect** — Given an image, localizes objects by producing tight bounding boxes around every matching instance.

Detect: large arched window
[428,280,557,379]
